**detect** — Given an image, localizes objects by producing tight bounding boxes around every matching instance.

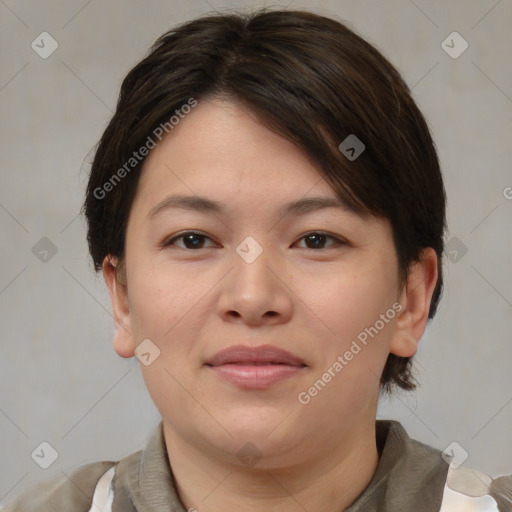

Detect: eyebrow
[146,194,354,221]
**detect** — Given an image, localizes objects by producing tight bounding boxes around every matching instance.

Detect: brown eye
[297,232,343,249]
[164,232,215,249]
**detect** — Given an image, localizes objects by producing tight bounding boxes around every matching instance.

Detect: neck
[163,421,379,512]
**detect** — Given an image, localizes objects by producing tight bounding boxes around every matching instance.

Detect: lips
[205,345,306,389]
[205,345,306,367]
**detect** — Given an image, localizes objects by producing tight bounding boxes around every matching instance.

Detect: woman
[5,8,511,512]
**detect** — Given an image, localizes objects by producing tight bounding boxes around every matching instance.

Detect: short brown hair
[82,8,446,393]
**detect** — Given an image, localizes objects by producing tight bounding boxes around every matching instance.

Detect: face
[105,98,433,468]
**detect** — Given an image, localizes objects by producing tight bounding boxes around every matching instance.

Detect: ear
[102,255,136,358]
[389,248,438,357]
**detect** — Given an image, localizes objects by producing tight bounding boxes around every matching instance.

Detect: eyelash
[162,231,346,250]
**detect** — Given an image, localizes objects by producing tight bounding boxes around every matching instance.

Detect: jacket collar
[115,420,448,511]
[346,420,448,511]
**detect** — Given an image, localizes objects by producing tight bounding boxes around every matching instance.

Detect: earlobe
[102,255,136,358]
[390,248,438,357]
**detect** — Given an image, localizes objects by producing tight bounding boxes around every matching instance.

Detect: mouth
[204,344,307,389]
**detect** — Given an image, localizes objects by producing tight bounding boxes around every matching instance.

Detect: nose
[216,241,294,327]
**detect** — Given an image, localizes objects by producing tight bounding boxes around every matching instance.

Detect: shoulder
[2,460,116,512]
[378,421,512,510]
[2,423,164,512]
[440,465,512,511]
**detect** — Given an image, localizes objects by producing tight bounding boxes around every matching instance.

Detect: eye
[295,232,345,249]
[163,231,216,250]
[162,231,345,251]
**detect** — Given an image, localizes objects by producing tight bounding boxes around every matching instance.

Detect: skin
[103,98,438,512]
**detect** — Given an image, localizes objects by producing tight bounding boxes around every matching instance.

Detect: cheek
[126,263,198,347]
[297,265,398,344]
[126,258,225,379]
[127,266,211,423]
[294,270,397,426]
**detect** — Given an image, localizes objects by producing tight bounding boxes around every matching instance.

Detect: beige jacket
[3,420,511,511]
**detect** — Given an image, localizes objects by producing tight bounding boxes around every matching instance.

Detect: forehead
[133,98,349,212]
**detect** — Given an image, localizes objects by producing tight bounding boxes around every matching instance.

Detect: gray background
[1,0,511,504]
